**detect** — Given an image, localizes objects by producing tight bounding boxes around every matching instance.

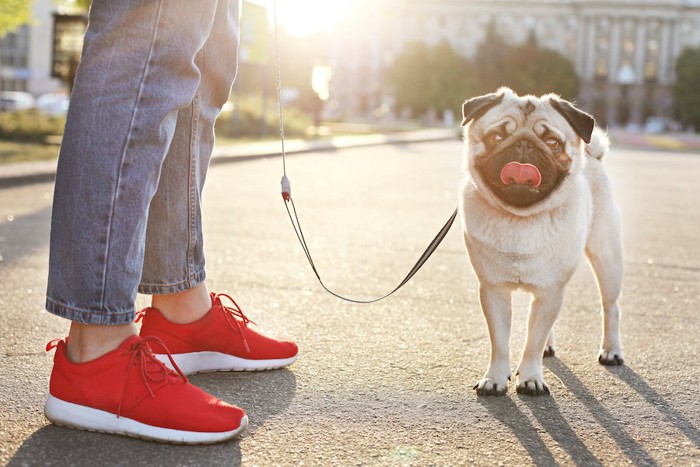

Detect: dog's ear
[550,98,595,144]
[461,93,504,127]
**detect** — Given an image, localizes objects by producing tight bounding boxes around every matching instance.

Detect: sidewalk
[0,128,457,189]
[608,128,700,153]
[5,126,694,189]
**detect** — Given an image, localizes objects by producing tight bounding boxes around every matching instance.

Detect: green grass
[0,141,60,164]
[0,122,427,164]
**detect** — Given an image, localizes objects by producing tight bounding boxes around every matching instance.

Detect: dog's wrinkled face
[462,88,594,212]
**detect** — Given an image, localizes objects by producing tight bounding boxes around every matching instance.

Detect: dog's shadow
[541,359,688,465]
[478,396,562,466]
[7,369,296,466]
[479,387,607,467]
[603,363,700,449]
[481,359,684,466]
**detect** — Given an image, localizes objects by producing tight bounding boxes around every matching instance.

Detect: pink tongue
[500,161,542,188]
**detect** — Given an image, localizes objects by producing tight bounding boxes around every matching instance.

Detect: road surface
[1,139,699,465]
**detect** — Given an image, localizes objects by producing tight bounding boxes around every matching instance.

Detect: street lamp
[311,64,332,130]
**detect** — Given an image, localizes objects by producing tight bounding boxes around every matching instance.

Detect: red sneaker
[44,335,248,444]
[137,292,298,374]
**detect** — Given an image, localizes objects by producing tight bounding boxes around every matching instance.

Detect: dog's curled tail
[585,127,610,160]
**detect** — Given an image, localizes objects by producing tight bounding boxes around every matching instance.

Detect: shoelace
[117,336,187,418]
[46,336,188,418]
[212,292,256,353]
[134,309,148,323]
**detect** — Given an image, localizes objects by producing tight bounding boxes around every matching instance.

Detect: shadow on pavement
[478,397,558,467]
[8,369,296,466]
[606,365,700,449]
[545,358,656,465]
[518,395,603,466]
[192,367,298,433]
[8,424,245,466]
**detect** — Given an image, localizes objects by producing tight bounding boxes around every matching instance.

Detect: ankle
[66,322,137,363]
[151,283,212,325]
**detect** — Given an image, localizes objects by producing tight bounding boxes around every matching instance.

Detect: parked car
[36,92,70,116]
[0,91,36,111]
[644,116,683,134]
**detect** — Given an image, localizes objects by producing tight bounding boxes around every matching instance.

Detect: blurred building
[327,0,700,127]
[5,0,700,127]
[0,0,66,95]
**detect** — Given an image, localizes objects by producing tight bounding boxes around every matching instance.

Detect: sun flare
[274,0,353,36]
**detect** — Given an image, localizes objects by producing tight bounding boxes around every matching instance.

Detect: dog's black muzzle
[478,137,566,208]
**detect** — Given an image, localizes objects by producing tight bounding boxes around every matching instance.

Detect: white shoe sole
[155,351,298,375]
[44,395,247,444]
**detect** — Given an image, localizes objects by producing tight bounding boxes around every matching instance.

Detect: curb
[0,129,458,189]
[0,160,59,189]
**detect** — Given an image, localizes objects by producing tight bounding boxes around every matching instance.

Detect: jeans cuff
[137,269,206,295]
[45,297,135,325]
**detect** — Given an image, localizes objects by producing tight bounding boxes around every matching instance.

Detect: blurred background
[1,0,700,164]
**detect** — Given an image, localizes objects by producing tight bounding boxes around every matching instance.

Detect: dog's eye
[487,133,504,146]
[545,137,561,151]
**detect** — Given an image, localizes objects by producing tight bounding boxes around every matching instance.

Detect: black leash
[283,196,458,303]
[272,0,457,303]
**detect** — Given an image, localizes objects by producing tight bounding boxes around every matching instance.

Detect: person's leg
[46,0,220,355]
[44,0,248,443]
[135,0,298,373]
[139,0,241,323]
[65,322,136,363]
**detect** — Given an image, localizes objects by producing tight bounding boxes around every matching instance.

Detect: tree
[386,27,581,120]
[72,0,91,10]
[501,37,580,100]
[59,0,91,12]
[386,41,476,118]
[673,47,700,130]
[473,19,510,95]
[473,27,580,99]
[0,0,33,38]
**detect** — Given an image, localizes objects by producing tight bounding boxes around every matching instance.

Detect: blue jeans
[46,0,241,325]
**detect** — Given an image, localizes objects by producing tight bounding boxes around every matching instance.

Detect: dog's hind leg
[585,168,625,365]
[474,285,513,396]
[544,329,556,358]
[586,237,625,365]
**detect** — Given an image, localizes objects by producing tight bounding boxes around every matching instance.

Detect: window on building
[618,18,637,81]
[0,26,30,92]
[594,18,611,80]
[644,21,661,82]
[0,26,29,68]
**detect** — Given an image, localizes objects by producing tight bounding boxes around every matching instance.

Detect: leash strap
[271,0,457,303]
[284,200,458,303]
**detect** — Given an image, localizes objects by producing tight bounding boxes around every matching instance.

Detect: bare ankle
[66,322,137,363]
[151,283,212,325]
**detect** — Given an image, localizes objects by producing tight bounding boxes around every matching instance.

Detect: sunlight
[274,0,353,36]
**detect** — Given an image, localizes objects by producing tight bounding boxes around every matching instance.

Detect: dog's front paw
[516,379,550,396]
[473,377,509,396]
[598,349,625,365]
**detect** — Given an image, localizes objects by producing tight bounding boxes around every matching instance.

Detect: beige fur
[459,88,624,396]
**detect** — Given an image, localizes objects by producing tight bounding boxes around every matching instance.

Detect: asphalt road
[0,140,699,466]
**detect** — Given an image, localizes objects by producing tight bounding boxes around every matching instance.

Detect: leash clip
[281,175,291,201]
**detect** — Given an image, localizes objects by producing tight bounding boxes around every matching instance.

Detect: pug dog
[459,87,624,396]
